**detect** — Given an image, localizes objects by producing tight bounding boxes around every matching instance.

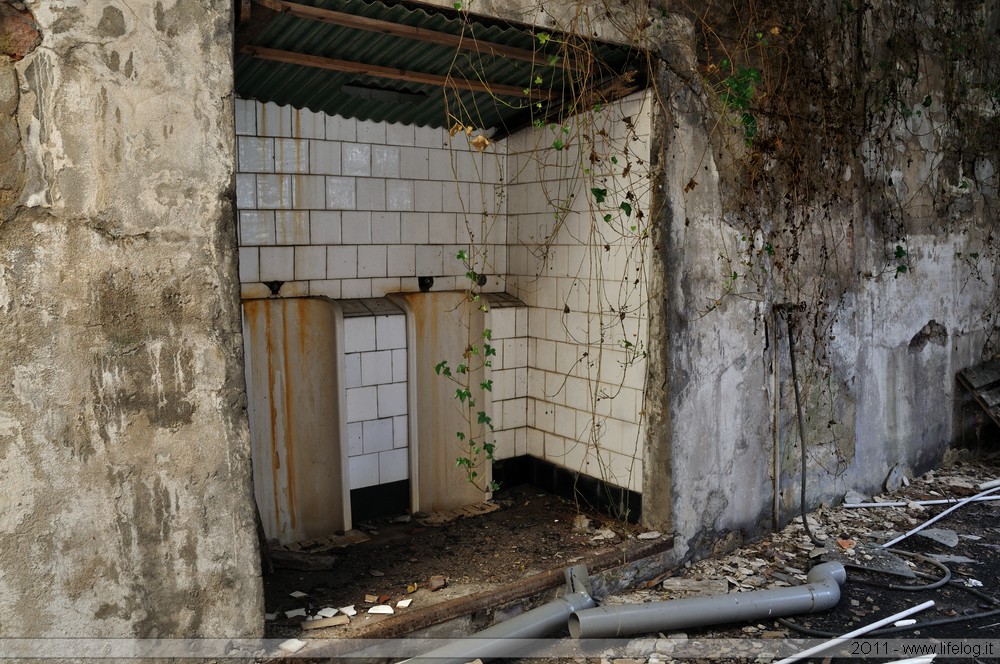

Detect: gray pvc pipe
[569,561,846,639]
[400,591,595,664]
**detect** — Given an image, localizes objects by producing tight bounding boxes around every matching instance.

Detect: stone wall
[0,0,262,641]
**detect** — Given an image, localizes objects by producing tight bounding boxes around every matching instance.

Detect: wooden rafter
[269,0,560,68]
[241,45,554,100]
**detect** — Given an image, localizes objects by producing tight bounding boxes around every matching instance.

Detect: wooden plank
[981,386,1000,408]
[241,45,553,100]
[273,0,555,67]
[958,359,1000,430]
[958,360,1000,390]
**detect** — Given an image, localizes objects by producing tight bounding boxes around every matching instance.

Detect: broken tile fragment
[289,590,308,598]
[429,575,447,591]
[638,531,662,540]
[339,605,357,617]
[278,639,307,654]
[364,594,379,603]
[316,607,338,618]
[915,528,959,547]
[284,608,307,619]
[368,604,394,614]
[396,598,412,608]
[302,615,349,630]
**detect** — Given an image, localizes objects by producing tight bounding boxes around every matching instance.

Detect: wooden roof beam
[241,45,555,100]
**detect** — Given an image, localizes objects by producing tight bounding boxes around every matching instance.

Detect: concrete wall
[657,5,1000,559]
[0,0,262,641]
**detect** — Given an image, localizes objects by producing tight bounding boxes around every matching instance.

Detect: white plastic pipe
[882,486,1000,548]
[569,562,845,639]
[844,496,1000,508]
[773,599,935,664]
[977,478,1000,490]
[399,591,595,664]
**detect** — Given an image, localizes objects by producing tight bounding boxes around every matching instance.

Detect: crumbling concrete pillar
[0,0,263,643]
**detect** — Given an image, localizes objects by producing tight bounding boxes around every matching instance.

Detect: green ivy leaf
[591,187,608,204]
[619,201,632,217]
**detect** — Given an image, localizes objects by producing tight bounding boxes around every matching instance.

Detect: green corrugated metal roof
[235,0,647,136]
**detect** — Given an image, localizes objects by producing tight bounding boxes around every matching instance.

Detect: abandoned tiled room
[2,0,1000,660]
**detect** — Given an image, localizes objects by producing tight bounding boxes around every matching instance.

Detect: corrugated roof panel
[235,0,646,133]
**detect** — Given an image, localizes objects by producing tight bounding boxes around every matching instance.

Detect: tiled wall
[341,299,409,489]
[235,99,508,300]
[505,91,654,493]
[483,294,529,460]
[235,92,655,495]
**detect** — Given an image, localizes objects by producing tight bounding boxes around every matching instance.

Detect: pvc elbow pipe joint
[400,591,596,664]
[569,561,846,639]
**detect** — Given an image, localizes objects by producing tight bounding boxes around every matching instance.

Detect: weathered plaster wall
[658,3,1000,559]
[0,0,262,640]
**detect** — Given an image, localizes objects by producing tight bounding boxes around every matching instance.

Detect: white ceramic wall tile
[308,280,341,298]
[275,138,309,173]
[239,210,275,246]
[400,147,429,179]
[357,119,387,144]
[236,174,256,210]
[327,245,358,279]
[378,448,408,483]
[275,211,309,245]
[256,174,292,209]
[259,246,294,282]
[371,211,401,244]
[349,454,379,489]
[392,415,408,448]
[377,382,407,418]
[341,211,371,244]
[294,246,326,281]
[340,279,372,299]
[386,246,416,277]
[361,349,393,386]
[293,107,326,140]
[310,211,341,244]
[400,212,430,244]
[362,417,394,454]
[429,213,456,243]
[489,309,515,339]
[238,247,259,283]
[325,177,356,210]
[346,386,378,422]
[372,146,400,178]
[357,245,387,278]
[371,278,400,297]
[347,422,364,456]
[344,316,376,353]
[342,143,371,176]
[326,114,357,142]
[258,101,293,137]
[385,180,414,211]
[391,349,407,383]
[238,136,274,172]
[357,178,386,212]
[414,181,443,212]
[385,122,414,146]
[292,174,326,209]
[375,315,406,350]
[235,98,256,135]
[309,140,341,175]
[414,125,445,148]
[345,352,362,388]
[415,245,443,275]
